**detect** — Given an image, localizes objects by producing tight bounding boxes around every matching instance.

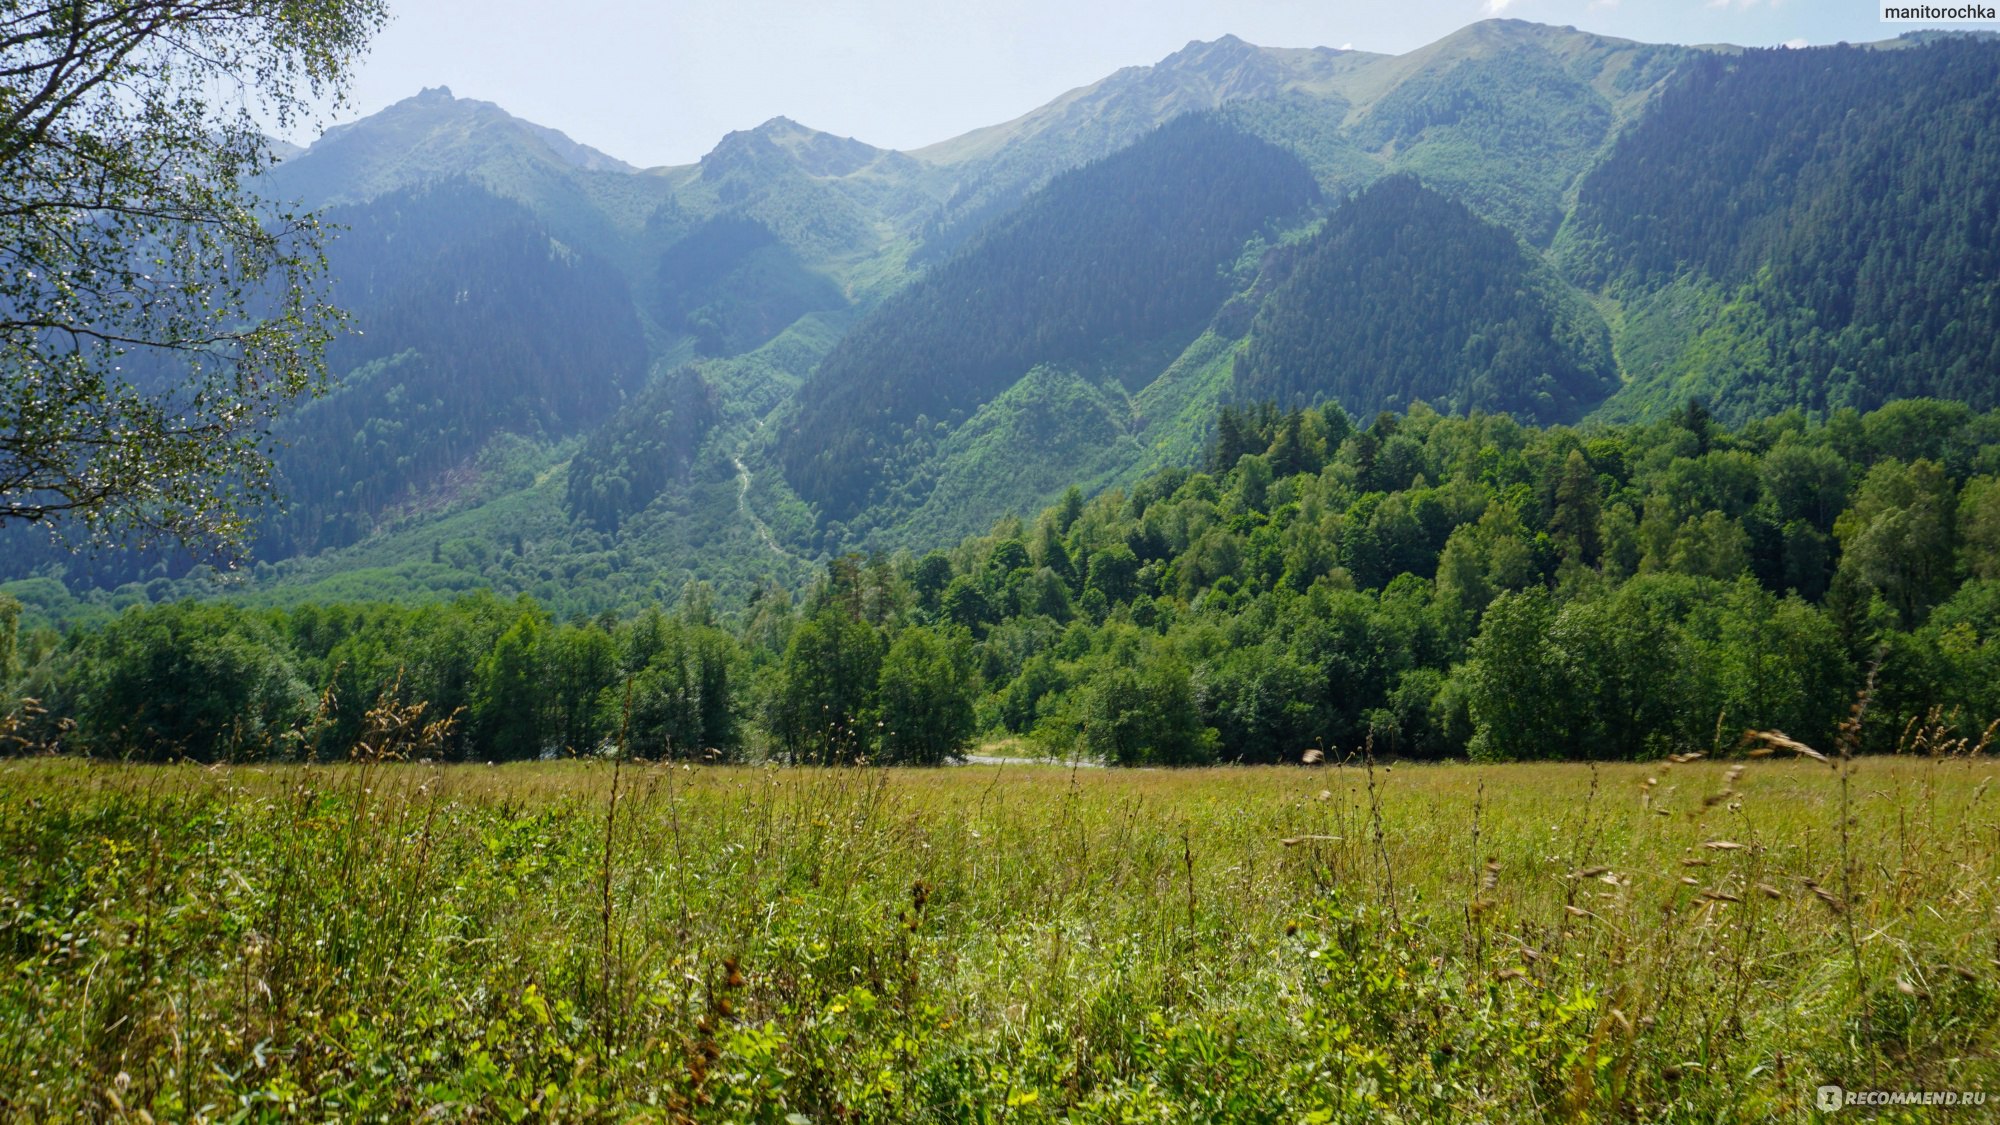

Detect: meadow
[1,747,1995,1122]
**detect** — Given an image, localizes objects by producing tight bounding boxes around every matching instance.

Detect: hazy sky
[312,0,1992,167]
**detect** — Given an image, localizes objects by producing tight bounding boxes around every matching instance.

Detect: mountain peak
[703,117,884,179]
[1158,33,1265,72]
[272,86,636,207]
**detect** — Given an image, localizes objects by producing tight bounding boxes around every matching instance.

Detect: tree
[876,626,975,765]
[69,601,310,761]
[1082,651,1215,766]
[1,0,386,546]
[771,608,884,765]
[1463,589,1570,760]
[472,613,549,760]
[1549,449,1601,564]
[611,620,741,760]
[0,593,18,683]
[1835,459,1958,627]
[1958,476,2000,581]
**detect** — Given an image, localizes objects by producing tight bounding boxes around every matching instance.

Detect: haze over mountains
[7,19,1999,617]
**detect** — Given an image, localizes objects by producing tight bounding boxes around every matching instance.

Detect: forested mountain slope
[778,116,1322,527]
[1560,40,2000,421]
[261,182,649,557]
[1235,176,1615,423]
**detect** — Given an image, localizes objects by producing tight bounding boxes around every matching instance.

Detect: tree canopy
[0,0,386,546]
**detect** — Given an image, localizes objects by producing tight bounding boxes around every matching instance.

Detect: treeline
[0,567,974,767]
[4,594,738,763]
[781,114,1322,525]
[8,398,2000,764]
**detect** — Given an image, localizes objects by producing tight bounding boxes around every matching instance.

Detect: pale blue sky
[311,0,1991,167]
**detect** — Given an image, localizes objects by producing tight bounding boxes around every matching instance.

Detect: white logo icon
[1817,1085,1845,1113]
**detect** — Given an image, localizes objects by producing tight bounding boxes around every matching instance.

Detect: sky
[305,0,1996,168]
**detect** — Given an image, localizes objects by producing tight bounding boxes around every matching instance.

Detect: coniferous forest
[779,116,1322,522]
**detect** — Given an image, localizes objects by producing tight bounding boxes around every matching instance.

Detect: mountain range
[6,19,1998,619]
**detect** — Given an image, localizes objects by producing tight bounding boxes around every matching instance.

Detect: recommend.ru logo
[1816,1084,1990,1112]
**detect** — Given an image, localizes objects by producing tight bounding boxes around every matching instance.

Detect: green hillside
[1236,176,1615,423]
[779,115,1322,530]
[1560,39,2000,421]
[9,24,2000,623]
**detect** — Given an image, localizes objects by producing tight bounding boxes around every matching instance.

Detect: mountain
[779,115,1322,530]
[260,87,667,271]
[906,35,1371,257]
[914,22,1694,255]
[1236,176,1615,423]
[1558,40,2000,421]
[10,23,2000,620]
[260,181,649,558]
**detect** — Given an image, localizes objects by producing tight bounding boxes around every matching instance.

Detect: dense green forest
[10,399,2000,766]
[1561,40,2000,419]
[564,366,722,532]
[651,215,849,357]
[779,115,1322,524]
[269,180,649,553]
[1235,176,1616,422]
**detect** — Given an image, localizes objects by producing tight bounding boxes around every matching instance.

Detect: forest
[1561,40,2000,419]
[779,115,1322,523]
[8,397,1999,767]
[1234,175,1616,423]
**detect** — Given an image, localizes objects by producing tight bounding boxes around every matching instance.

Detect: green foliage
[0,594,18,685]
[782,114,1322,523]
[611,610,743,759]
[1082,650,1217,766]
[869,397,2000,764]
[876,626,977,765]
[58,602,312,762]
[1566,40,2000,420]
[27,398,2000,767]
[1237,176,1615,424]
[771,608,888,765]
[0,0,387,547]
[472,610,552,760]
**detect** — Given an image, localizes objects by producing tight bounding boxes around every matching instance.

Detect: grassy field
[1,752,1996,1122]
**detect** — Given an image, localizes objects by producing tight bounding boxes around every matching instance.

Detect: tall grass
[0,750,1994,1121]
